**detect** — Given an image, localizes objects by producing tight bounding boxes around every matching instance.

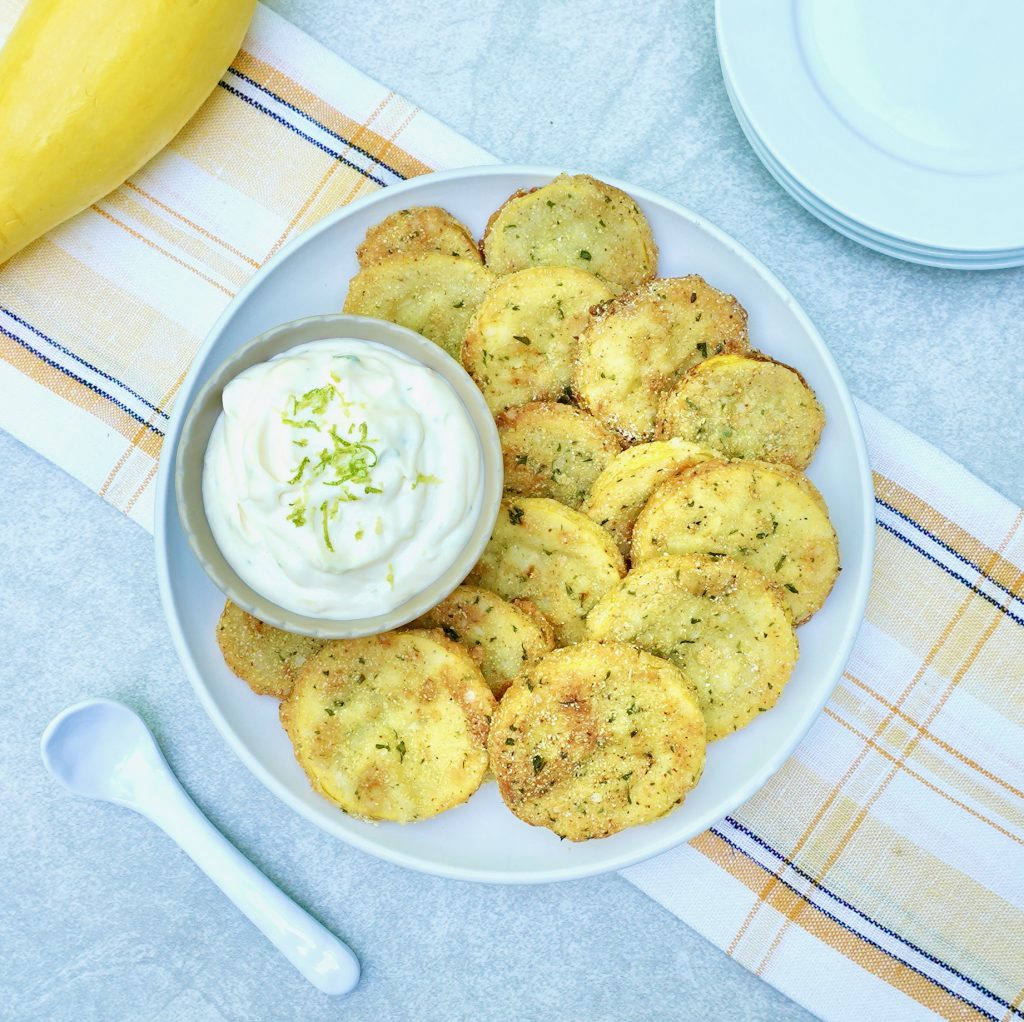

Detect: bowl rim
[154,163,875,884]
[173,312,503,639]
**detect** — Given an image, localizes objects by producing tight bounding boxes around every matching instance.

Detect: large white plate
[717,0,1024,257]
[155,165,874,884]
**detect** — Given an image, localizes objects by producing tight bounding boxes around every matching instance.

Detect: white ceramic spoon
[40,698,360,996]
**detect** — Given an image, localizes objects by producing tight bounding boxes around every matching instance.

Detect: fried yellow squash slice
[498,402,622,509]
[587,555,798,740]
[356,206,481,266]
[281,630,495,823]
[216,601,323,698]
[581,439,721,559]
[574,276,749,441]
[412,584,555,698]
[482,174,657,291]
[462,266,613,414]
[469,497,626,645]
[488,641,706,840]
[657,353,824,468]
[342,252,495,358]
[631,460,839,623]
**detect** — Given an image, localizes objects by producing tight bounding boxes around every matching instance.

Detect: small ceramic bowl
[174,313,503,639]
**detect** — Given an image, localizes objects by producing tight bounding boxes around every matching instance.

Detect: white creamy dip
[202,338,482,619]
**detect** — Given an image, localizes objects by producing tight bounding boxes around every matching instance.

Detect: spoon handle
[140,771,360,995]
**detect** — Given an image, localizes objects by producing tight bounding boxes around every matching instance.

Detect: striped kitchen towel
[0,4,1020,1021]
[0,2,493,528]
[623,399,1024,1022]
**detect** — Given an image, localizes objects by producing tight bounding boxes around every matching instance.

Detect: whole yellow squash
[0,0,255,264]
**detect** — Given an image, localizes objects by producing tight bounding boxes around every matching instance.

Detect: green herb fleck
[508,505,525,525]
[532,754,545,774]
[579,249,592,261]
[696,341,709,358]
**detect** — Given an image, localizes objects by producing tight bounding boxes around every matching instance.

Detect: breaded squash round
[356,206,481,266]
[412,584,555,698]
[498,402,623,509]
[342,252,495,358]
[582,439,721,559]
[574,276,750,441]
[510,598,557,647]
[469,497,626,645]
[216,601,323,698]
[462,266,613,414]
[488,641,706,840]
[657,353,824,468]
[482,174,657,292]
[280,630,495,823]
[587,555,798,740]
[631,460,840,623]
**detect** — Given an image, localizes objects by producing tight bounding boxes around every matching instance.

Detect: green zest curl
[282,382,383,547]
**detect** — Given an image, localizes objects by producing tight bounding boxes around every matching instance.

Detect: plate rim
[715,0,1024,253]
[154,163,876,884]
[723,78,1024,271]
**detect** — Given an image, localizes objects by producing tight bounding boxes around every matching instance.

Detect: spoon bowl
[42,699,163,807]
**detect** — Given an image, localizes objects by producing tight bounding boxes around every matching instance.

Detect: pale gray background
[2,2,1022,1020]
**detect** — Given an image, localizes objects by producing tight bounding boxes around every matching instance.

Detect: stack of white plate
[716,0,1024,270]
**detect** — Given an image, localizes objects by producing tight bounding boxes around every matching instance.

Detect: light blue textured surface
[3,2,1023,1020]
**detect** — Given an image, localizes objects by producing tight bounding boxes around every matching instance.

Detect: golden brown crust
[468,497,626,645]
[574,276,750,441]
[461,266,613,415]
[656,352,824,468]
[482,187,536,241]
[411,584,555,698]
[586,555,798,740]
[581,439,721,559]
[488,641,706,840]
[342,252,495,358]
[280,630,495,823]
[497,401,622,509]
[508,598,557,649]
[481,174,658,292]
[356,206,481,266]
[631,459,840,623]
[216,601,323,698]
